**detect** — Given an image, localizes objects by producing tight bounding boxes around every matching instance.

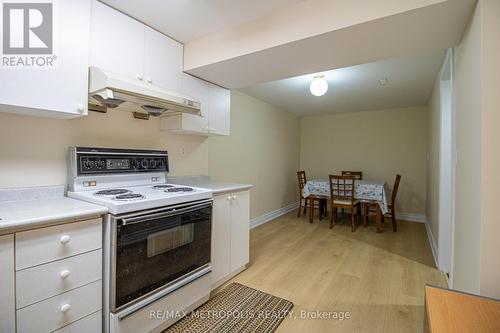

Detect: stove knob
[141,160,149,168]
[150,160,156,168]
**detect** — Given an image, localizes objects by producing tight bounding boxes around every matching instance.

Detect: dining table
[303,179,389,232]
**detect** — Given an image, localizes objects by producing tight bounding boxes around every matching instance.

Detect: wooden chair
[297,171,327,221]
[341,171,363,180]
[364,174,401,232]
[329,175,361,232]
[340,171,362,215]
[297,171,307,217]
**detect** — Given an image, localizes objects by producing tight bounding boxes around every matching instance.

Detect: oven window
[147,224,194,257]
[115,204,211,309]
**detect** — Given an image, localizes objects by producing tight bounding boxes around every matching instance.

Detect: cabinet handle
[60,304,71,313]
[60,235,71,244]
[136,74,143,81]
[146,77,152,83]
[60,270,71,279]
[76,104,84,113]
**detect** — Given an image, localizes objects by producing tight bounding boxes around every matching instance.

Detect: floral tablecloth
[303,179,389,214]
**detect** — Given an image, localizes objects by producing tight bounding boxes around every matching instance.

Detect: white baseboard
[250,202,299,229]
[397,212,426,223]
[424,218,439,267]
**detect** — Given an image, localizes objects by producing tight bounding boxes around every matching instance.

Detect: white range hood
[88,66,201,117]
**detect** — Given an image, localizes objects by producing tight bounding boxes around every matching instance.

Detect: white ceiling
[99,0,303,43]
[239,51,445,116]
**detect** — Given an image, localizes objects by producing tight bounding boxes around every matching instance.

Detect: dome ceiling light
[309,75,328,97]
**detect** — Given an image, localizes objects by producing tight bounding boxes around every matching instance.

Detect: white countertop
[0,197,108,235]
[196,183,253,194]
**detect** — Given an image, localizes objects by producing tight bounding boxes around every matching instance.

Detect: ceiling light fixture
[309,75,328,96]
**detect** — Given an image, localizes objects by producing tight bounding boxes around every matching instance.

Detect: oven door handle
[120,201,212,226]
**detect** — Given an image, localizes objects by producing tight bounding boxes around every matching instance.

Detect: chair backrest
[329,175,356,204]
[391,174,402,207]
[297,171,307,192]
[341,171,363,180]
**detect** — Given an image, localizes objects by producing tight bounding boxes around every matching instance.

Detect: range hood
[88,66,201,117]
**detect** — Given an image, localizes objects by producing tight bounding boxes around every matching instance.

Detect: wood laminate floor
[226,211,447,333]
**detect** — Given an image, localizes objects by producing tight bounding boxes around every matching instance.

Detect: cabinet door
[179,73,209,133]
[208,84,231,136]
[230,191,250,271]
[0,0,90,118]
[211,194,231,285]
[144,27,183,91]
[0,234,15,333]
[90,0,144,79]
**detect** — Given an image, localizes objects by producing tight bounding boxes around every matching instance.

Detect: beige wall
[0,110,208,188]
[0,90,300,222]
[208,90,300,219]
[300,107,428,216]
[452,1,482,294]
[479,0,500,299]
[427,77,441,243]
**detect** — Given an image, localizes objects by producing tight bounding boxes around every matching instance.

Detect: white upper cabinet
[160,78,231,136]
[144,27,183,91]
[178,73,210,132]
[90,0,144,79]
[209,85,231,136]
[0,0,91,118]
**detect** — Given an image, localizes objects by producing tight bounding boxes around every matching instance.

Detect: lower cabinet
[211,190,250,288]
[0,218,103,333]
[0,234,15,333]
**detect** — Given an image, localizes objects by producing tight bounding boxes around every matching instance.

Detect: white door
[211,194,231,284]
[208,84,231,136]
[90,0,144,79]
[230,191,250,272]
[0,0,90,118]
[144,27,183,91]
[0,234,15,333]
[180,73,209,133]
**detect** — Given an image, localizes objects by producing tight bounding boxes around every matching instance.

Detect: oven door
[110,199,212,312]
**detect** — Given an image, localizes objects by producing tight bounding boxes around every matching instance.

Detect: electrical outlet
[181,146,186,157]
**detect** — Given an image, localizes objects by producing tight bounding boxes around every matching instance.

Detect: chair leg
[351,210,356,232]
[309,197,314,224]
[363,205,368,227]
[297,198,302,217]
[303,199,307,215]
[330,207,337,229]
[391,210,397,232]
[319,200,323,221]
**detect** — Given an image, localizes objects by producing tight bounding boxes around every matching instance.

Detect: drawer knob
[60,235,71,244]
[232,194,237,200]
[60,270,71,279]
[60,304,71,313]
[227,195,232,201]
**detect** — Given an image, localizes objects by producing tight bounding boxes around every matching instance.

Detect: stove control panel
[74,147,168,175]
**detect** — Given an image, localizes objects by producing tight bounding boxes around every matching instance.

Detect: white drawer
[53,310,101,333]
[16,249,102,309]
[16,218,102,270]
[17,280,101,333]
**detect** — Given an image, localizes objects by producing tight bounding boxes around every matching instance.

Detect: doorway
[438,49,455,286]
